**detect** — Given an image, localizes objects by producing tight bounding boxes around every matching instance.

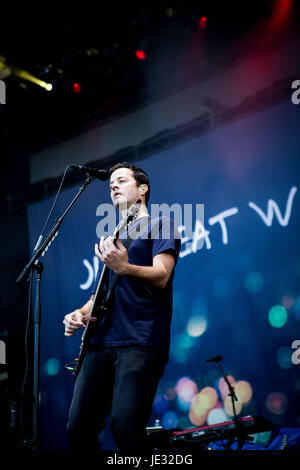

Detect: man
[63,162,181,450]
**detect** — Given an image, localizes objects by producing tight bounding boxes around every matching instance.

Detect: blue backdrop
[27,101,300,450]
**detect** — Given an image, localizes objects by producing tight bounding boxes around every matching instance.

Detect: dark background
[0,0,299,451]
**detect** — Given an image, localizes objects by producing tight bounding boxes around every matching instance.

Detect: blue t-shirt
[90,216,181,354]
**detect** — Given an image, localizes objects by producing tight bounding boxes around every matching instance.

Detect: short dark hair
[108,161,151,205]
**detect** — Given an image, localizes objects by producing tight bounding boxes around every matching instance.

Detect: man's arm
[63,295,94,336]
[120,252,175,289]
[95,238,176,289]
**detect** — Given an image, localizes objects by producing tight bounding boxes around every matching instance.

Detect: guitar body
[71,201,141,381]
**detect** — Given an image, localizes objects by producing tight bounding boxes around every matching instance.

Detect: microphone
[70,164,109,181]
[206,355,223,363]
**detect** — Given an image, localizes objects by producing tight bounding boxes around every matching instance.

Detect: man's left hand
[95,237,129,275]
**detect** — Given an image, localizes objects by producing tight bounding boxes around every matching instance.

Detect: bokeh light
[266,392,288,414]
[45,358,60,376]
[165,387,176,401]
[188,408,207,427]
[234,380,253,404]
[268,305,288,328]
[177,416,190,430]
[293,294,300,323]
[244,272,263,293]
[281,294,295,310]
[189,386,218,425]
[251,431,272,446]
[170,333,195,363]
[175,377,198,403]
[153,394,169,415]
[199,387,218,409]
[162,411,178,429]
[276,346,293,369]
[187,315,207,337]
[223,395,243,416]
[207,408,228,425]
[217,375,236,399]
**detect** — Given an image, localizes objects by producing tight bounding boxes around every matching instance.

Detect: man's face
[110,167,140,210]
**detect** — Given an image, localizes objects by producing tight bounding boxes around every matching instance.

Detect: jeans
[66,345,168,451]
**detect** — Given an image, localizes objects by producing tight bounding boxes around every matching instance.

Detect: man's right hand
[63,309,85,337]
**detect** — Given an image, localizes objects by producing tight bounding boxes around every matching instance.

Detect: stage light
[268,305,288,328]
[281,294,295,309]
[72,82,83,93]
[135,50,146,60]
[276,346,293,369]
[188,407,207,426]
[190,387,218,417]
[175,377,198,403]
[244,272,263,293]
[198,16,207,29]
[234,380,253,403]
[269,0,293,29]
[207,408,228,425]
[223,395,243,416]
[13,67,53,91]
[45,357,60,376]
[161,410,178,429]
[40,81,52,91]
[266,392,288,414]
[218,375,236,399]
[187,315,207,337]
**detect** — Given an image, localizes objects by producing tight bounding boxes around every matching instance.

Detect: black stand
[32,260,43,450]
[206,356,244,450]
[16,175,93,449]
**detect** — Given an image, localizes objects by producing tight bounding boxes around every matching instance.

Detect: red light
[135,50,146,60]
[269,0,293,29]
[198,16,207,29]
[72,82,82,93]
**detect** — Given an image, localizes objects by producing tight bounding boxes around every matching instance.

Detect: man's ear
[140,185,148,193]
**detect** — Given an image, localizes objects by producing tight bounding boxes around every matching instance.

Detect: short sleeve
[151,217,181,263]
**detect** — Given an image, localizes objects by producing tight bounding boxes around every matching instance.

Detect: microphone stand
[16,174,93,450]
[206,356,244,450]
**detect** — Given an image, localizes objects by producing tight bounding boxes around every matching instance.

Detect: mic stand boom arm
[16,175,93,284]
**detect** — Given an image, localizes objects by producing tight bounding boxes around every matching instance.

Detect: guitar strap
[103,216,151,307]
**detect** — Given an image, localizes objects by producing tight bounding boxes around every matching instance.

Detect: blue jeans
[67,345,168,450]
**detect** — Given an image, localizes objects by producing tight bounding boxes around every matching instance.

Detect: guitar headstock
[126,199,141,220]
[114,199,141,236]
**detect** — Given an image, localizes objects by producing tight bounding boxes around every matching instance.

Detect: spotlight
[135,50,146,60]
[198,16,207,29]
[72,82,82,93]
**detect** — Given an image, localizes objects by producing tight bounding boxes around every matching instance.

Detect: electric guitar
[71,200,141,380]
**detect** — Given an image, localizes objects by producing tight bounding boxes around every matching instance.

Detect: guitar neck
[89,200,141,317]
[90,232,120,316]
